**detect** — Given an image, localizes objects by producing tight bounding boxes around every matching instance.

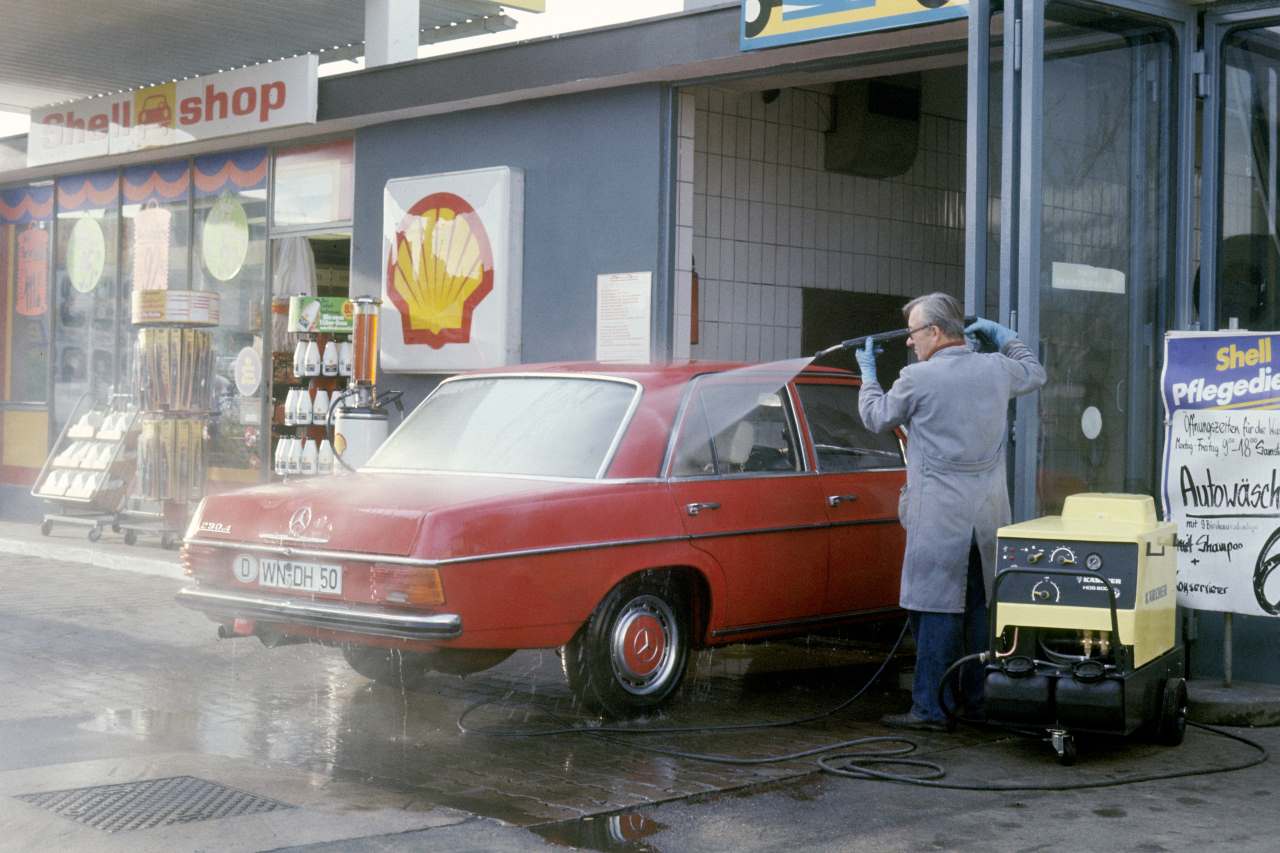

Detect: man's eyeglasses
[906,323,936,338]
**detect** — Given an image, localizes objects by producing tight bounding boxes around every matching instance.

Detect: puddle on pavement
[531,811,666,851]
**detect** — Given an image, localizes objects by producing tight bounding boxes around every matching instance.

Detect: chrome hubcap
[610,594,678,695]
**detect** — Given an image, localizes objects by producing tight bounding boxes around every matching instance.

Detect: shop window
[1217,30,1280,331]
[53,172,121,432]
[121,161,190,296]
[193,149,269,484]
[0,185,53,405]
[272,139,354,230]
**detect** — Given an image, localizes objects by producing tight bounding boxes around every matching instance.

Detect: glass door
[1202,11,1280,336]
[1007,0,1192,517]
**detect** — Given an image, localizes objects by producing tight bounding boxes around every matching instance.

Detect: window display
[0,186,52,407]
[192,149,269,484]
[53,172,122,435]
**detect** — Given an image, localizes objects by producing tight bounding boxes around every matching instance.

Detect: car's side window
[671,380,801,477]
[797,383,904,472]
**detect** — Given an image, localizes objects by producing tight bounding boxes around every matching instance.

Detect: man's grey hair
[902,292,965,340]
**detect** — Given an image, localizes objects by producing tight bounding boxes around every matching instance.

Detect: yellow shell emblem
[386,192,494,349]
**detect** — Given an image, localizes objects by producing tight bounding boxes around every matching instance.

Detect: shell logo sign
[386,193,494,349]
[381,168,524,372]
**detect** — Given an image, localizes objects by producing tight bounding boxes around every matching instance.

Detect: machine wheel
[39,520,52,536]
[342,645,432,690]
[124,530,138,546]
[429,649,514,676]
[1155,677,1188,746]
[87,526,101,542]
[563,572,690,717]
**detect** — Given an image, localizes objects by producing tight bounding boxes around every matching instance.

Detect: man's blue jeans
[908,536,988,722]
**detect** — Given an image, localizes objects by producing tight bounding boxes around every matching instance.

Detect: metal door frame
[1200,2,1280,333]
[967,0,1197,518]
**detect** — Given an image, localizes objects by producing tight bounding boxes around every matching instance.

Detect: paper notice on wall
[596,272,652,363]
[1165,408,1280,617]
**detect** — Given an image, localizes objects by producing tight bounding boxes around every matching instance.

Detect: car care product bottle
[317,439,334,475]
[274,438,287,475]
[312,388,329,425]
[322,340,339,376]
[286,437,302,474]
[300,439,318,475]
[338,340,353,377]
[292,339,307,378]
[294,388,312,425]
[283,389,297,426]
[304,338,321,376]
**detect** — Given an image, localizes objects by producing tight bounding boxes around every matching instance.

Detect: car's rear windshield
[365,376,639,478]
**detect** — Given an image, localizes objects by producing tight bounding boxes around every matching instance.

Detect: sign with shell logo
[741,0,969,51]
[381,167,524,371]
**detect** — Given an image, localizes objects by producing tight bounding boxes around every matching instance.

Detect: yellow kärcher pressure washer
[985,493,1185,764]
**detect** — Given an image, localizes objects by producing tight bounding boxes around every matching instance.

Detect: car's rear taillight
[369,564,444,606]
[179,544,193,577]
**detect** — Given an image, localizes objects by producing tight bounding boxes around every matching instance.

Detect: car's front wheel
[341,644,432,689]
[563,573,690,716]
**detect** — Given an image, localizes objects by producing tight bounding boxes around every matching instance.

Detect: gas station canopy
[0,0,543,111]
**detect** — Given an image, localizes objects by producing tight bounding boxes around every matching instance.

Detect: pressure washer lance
[814,315,981,366]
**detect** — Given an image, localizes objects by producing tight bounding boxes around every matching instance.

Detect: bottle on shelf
[317,439,334,475]
[322,340,339,376]
[292,339,307,378]
[312,388,329,425]
[274,438,289,475]
[283,389,297,426]
[294,387,312,426]
[300,440,318,475]
[286,438,303,474]
[338,340,354,377]
[304,338,321,377]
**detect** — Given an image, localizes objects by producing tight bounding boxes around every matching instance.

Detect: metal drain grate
[16,775,293,832]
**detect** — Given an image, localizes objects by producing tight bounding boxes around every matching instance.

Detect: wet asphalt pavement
[1,537,1279,851]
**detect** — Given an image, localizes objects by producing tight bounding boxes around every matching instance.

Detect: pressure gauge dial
[1049,546,1078,566]
[1085,552,1103,572]
[1031,578,1061,603]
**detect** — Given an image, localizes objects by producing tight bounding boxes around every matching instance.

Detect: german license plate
[234,555,342,595]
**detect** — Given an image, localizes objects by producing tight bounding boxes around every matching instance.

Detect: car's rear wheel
[563,573,690,717]
[341,644,432,689]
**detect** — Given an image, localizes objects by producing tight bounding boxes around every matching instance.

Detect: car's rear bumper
[175,587,462,641]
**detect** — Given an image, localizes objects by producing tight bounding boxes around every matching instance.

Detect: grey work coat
[858,340,1046,613]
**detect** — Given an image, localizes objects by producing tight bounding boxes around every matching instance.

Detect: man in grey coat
[856,292,1046,731]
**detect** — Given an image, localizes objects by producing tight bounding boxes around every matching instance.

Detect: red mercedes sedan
[177,361,906,715]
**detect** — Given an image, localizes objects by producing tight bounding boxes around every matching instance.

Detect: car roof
[454,360,857,392]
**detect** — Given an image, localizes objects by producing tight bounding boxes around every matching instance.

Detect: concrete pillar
[365,0,419,67]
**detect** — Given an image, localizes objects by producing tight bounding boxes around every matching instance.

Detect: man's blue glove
[965,317,1017,351]
[855,338,878,384]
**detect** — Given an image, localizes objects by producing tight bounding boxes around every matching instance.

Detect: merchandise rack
[30,392,138,541]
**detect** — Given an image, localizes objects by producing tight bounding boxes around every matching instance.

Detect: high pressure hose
[457,626,1269,790]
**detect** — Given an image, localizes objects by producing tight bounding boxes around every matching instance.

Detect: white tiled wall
[674,77,967,362]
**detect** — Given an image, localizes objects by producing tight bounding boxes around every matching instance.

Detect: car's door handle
[686,501,721,516]
[827,494,858,507]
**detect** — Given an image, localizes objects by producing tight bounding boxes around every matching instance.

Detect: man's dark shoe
[880,711,949,733]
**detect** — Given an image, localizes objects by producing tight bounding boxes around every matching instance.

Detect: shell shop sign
[28,54,318,167]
